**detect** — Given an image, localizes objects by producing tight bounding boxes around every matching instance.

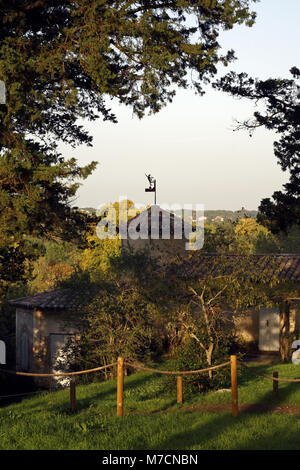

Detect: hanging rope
[0,390,43,399]
[2,358,299,381]
[239,361,300,383]
[124,361,231,375]
[0,362,117,377]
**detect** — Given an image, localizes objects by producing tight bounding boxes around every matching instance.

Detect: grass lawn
[1,361,300,450]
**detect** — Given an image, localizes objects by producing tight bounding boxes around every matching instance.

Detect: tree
[179,255,281,367]
[0,0,258,127]
[203,218,279,254]
[0,0,258,217]
[79,233,122,282]
[214,67,300,232]
[165,253,299,390]
[277,225,300,254]
[29,239,80,292]
[0,241,31,298]
[202,221,236,253]
[0,0,258,285]
[78,199,143,282]
[233,218,278,253]
[65,248,167,376]
[76,283,158,375]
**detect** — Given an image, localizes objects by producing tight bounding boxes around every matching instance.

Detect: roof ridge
[196,253,300,257]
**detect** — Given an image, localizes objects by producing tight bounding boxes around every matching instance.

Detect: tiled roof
[175,254,300,282]
[8,287,99,310]
[9,254,300,310]
[254,254,300,282]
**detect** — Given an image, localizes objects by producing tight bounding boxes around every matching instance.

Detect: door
[259,308,280,352]
[50,334,75,388]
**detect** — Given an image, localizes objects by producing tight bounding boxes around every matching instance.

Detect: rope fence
[0,362,117,377]
[0,390,44,399]
[238,361,300,383]
[124,361,230,375]
[1,356,300,417]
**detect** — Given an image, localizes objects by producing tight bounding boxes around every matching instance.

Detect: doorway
[259,308,280,352]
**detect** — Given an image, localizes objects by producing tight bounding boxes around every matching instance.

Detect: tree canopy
[0,0,260,299]
[1,0,257,129]
[214,67,300,233]
[0,0,258,287]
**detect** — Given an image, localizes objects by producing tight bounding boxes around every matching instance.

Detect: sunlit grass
[1,361,300,450]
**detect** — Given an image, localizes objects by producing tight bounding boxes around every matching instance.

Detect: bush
[164,334,240,396]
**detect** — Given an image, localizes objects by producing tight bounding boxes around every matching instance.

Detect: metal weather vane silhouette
[145,173,157,204]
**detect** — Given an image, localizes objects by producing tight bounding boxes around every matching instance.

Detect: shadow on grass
[153,372,300,450]
[60,363,300,416]
[239,362,300,406]
[1,370,171,417]
[51,372,167,414]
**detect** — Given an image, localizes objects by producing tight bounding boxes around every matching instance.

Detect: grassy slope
[1,362,300,450]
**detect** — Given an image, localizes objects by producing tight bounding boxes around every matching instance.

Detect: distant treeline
[78,207,258,222]
[201,209,258,222]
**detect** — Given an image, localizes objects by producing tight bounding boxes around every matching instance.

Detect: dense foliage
[203,218,300,254]
[75,284,160,375]
[0,0,258,302]
[215,67,300,233]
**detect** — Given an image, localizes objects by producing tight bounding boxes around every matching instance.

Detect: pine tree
[214,67,300,232]
[0,0,257,287]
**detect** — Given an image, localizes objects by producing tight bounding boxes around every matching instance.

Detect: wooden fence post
[273,371,278,397]
[177,376,183,404]
[117,357,124,417]
[230,355,238,417]
[70,377,76,412]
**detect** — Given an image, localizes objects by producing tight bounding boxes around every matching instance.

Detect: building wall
[16,307,80,387]
[234,310,259,348]
[16,308,34,372]
[234,301,300,353]
[32,308,79,374]
[122,237,188,263]
[15,299,300,386]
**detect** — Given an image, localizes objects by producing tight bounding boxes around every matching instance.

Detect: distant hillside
[76,207,97,215]
[77,207,258,223]
[175,208,258,223]
[203,209,258,222]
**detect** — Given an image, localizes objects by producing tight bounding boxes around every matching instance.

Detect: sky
[58,0,300,212]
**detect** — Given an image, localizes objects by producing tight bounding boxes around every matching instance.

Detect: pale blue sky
[59,0,300,211]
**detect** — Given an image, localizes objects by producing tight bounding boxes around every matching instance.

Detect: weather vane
[145,173,157,204]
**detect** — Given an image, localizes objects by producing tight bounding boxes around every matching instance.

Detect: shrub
[164,333,240,395]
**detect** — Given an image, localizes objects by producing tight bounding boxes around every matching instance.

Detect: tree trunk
[206,343,214,379]
[280,301,291,362]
